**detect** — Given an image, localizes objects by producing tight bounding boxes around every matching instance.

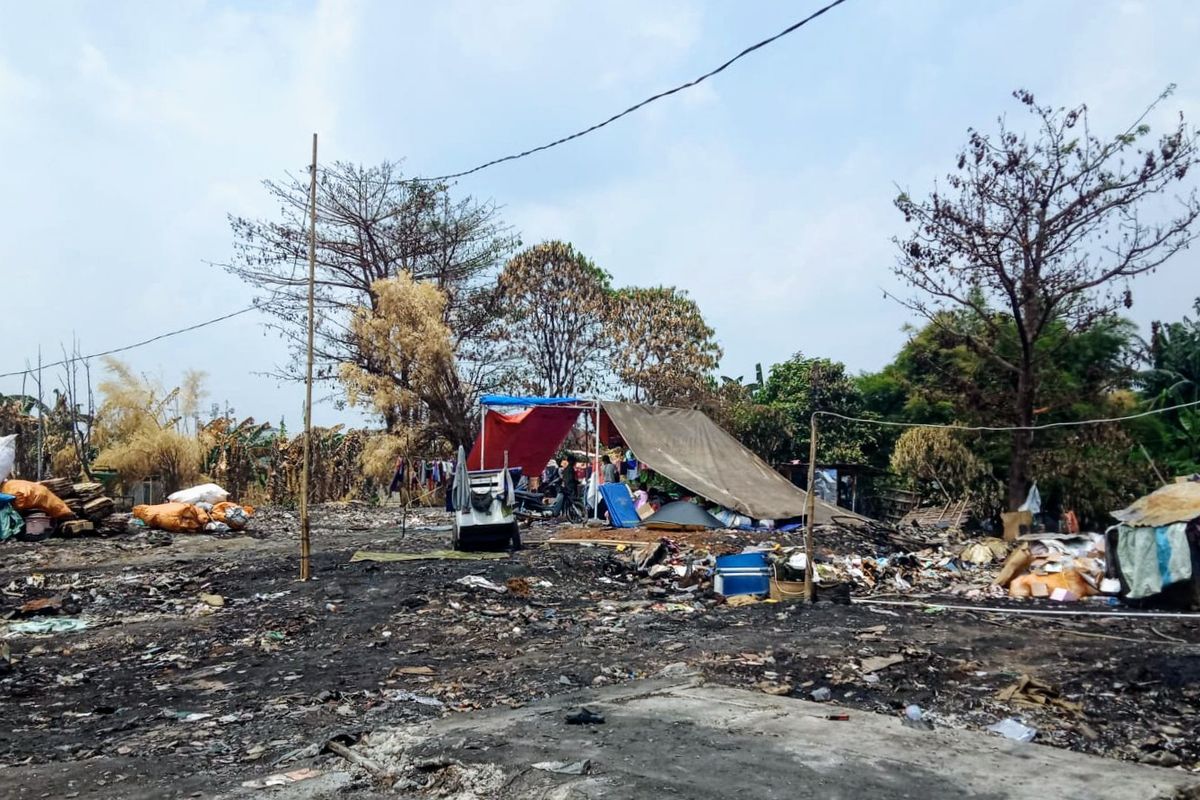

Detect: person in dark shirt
[550,454,580,516]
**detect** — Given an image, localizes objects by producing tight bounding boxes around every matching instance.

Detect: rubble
[0,504,1198,797]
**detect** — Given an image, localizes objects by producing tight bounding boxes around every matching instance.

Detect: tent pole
[479,406,486,469]
[594,400,600,521]
[803,415,818,603]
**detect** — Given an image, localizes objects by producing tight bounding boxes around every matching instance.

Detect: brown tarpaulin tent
[601,401,865,524]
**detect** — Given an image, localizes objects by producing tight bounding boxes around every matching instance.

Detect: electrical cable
[853,597,1200,620]
[355,0,849,184]
[813,398,1200,432]
[0,306,258,380]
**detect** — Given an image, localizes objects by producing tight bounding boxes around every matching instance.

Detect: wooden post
[35,345,43,479]
[803,414,818,602]
[299,133,318,582]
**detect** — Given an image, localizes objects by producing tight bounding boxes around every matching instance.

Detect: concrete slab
[350,678,1197,800]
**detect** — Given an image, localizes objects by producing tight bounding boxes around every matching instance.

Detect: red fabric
[599,410,623,448]
[466,406,580,476]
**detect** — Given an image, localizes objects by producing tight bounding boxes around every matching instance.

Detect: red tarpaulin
[466,406,582,476]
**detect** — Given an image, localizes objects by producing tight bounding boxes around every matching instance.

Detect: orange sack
[133,502,210,533]
[210,501,255,531]
[0,479,74,520]
[1008,569,1095,599]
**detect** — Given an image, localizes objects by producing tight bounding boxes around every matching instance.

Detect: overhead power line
[813,398,1200,432]
[0,306,258,380]
[346,0,850,185]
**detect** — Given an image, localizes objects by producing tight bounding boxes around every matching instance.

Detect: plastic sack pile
[132,483,255,533]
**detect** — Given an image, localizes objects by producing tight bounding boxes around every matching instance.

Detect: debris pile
[994,533,1108,601]
[0,477,126,541]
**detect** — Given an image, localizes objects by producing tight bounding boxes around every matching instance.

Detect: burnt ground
[1,505,1199,798]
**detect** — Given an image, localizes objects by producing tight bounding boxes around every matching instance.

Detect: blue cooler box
[714,552,770,597]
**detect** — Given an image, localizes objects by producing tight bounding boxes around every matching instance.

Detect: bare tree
[222,161,518,438]
[894,87,1200,508]
[58,339,95,480]
[499,241,613,396]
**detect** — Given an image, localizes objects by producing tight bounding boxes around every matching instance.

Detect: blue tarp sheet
[600,483,641,529]
[479,395,587,407]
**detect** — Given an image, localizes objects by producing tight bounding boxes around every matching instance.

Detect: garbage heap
[551,520,1136,606]
[814,532,1112,603]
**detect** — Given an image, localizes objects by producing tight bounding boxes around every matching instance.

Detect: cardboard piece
[1001,510,1034,542]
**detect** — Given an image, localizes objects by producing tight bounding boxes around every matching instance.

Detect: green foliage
[861,311,1149,521]
[1135,298,1200,475]
[722,353,876,465]
[890,427,1001,513]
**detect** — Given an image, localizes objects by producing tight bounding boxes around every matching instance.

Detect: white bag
[0,434,16,481]
[168,482,230,505]
[1019,482,1042,515]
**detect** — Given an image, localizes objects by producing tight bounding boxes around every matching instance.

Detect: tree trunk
[1007,369,1035,510]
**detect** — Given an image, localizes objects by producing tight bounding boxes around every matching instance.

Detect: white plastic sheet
[0,433,16,481]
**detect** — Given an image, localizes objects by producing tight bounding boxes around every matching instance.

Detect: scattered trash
[8,618,89,635]
[860,654,905,674]
[199,593,225,608]
[532,760,591,775]
[987,718,1037,742]
[167,710,213,722]
[505,577,532,597]
[241,768,323,789]
[810,687,832,702]
[16,595,65,616]
[902,704,933,731]
[565,707,605,725]
[825,713,850,721]
[994,675,1081,714]
[656,662,693,679]
[385,690,444,708]
[455,575,508,593]
[393,666,435,676]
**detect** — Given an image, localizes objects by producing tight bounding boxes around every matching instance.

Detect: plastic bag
[987,718,1036,742]
[0,502,23,541]
[167,483,229,506]
[210,501,254,531]
[1019,482,1041,515]
[132,502,210,532]
[0,479,74,519]
[0,434,16,481]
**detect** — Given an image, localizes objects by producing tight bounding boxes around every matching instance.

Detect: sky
[1,0,1198,427]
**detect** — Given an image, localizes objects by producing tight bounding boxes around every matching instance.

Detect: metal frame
[478,397,602,521]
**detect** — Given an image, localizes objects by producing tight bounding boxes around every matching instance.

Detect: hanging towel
[1116,523,1193,599]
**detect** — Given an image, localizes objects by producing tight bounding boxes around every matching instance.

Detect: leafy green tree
[725,354,875,465]
[862,312,1152,523]
[1135,299,1200,474]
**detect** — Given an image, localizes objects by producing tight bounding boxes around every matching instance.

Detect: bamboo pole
[299,133,318,582]
[803,414,818,602]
